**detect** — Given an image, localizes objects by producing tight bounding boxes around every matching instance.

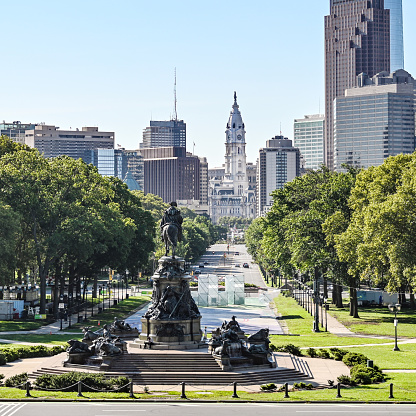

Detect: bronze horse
[162,223,179,258]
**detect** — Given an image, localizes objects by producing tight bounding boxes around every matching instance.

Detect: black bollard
[77,381,83,397]
[232,382,238,398]
[389,383,394,399]
[180,382,187,399]
[336,383,342,398]
[25,381,31,397]
[284,383,289,398]
[129,380,135,398]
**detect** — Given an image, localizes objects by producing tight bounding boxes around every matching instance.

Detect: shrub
[272,344,303,356]
[342,352,368,367]
[317,349,331,359]
[350,364,385,384]
[260,383,276,391]
[293,382,313,390]
[330,348,348,361]
[5,372,28,388]
[0,374,4,385]
[34,372,129,392]
[0,345,64,365]
[337,374,356,386]
[306,348,317,358]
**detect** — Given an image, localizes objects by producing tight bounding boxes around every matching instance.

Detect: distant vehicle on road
[194,269,201,275]
[235,252,239,255]
[199,264,204,268]
[204,261,208,265]
[243,263,249,268]
[234,264,240,267]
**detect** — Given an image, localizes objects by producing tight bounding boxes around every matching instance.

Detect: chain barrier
[33,381,83,392]
[395,384,416,394]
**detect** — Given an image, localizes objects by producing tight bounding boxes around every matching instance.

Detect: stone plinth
[132,256,203,349]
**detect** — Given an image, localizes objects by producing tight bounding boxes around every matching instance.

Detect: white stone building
[208,93,256,224]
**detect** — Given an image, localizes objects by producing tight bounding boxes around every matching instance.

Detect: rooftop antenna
[173,68,178,121]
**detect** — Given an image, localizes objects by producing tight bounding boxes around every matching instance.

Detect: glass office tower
[325,0,390,169]
[385,0,404,71]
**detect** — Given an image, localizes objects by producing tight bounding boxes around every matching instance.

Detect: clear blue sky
[2,0,415,168]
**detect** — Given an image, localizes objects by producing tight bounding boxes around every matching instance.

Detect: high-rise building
[141,120,186,149]
[325,0,390,169]
[123,149,144,191]
[142,146,200,203]
[1,121,37,145]
[294,114,325,170]
[198,156,209,205]
[208,93,256,223]
[334,69,415,171]
[256,136,301,217]
[24,125,114,161]
[385,0,404,72]
[91,148,127,179]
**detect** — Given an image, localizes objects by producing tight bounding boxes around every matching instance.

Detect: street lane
[6,402,416,416]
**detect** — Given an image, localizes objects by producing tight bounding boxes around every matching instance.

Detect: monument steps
[29,352,312,385]
[29,367,310,385]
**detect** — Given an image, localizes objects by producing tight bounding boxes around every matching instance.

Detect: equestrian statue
[160,201,183,258]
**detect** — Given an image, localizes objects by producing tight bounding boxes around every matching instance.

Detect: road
[195,243,267,289]
[2,402,416,416]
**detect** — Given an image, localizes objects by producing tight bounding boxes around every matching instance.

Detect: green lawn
[0,296,150,345]
[342,343,416,370]
[68,295,150,332]
[328,305,416,338]
[271,295,391,348]
[0,373,414,402]
[0,320,47,332]
[0,334,72,345]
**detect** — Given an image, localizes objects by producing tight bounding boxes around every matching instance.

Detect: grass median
[0,373,415,401]
[270,295,391,348]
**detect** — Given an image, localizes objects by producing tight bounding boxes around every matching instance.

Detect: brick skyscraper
[324,0,390,169]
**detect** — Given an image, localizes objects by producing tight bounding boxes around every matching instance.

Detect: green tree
[0,202,21,284]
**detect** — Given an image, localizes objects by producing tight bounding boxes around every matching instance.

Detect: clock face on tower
[237,134,242,140]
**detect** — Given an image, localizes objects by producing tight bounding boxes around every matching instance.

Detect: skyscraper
[325,0,390,169]
[294,114,325,170]
[334,70,415,171]
[256,136,300,217]
[385,0,404,71]
[141,120,186,149]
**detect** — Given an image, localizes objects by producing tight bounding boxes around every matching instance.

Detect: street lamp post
[313,268,320,332]
[325,300,328,332]
[388,303,401,351]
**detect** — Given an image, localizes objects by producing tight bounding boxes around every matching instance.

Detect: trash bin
[113,300,118,306]
[77,315,83,323]
[98,307,103,313]
[126,294,129,299]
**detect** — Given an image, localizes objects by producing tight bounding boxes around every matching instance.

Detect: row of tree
[0,136,219,315]
[245,154,416,316]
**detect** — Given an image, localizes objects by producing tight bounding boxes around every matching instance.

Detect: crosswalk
[0,403,26,416]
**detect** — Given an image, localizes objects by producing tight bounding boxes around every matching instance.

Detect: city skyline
[2,0,415,168]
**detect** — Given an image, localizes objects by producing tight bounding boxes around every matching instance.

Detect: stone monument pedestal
[131,256,203,350]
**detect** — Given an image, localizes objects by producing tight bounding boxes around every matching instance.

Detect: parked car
[194,269,201,275]
[199,264,204,268]
[235,252,240,255]
[204,261,209,265]
[234,264,240,267]
[243,263,249,268]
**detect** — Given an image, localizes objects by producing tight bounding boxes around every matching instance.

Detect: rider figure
[160,201,183,242]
